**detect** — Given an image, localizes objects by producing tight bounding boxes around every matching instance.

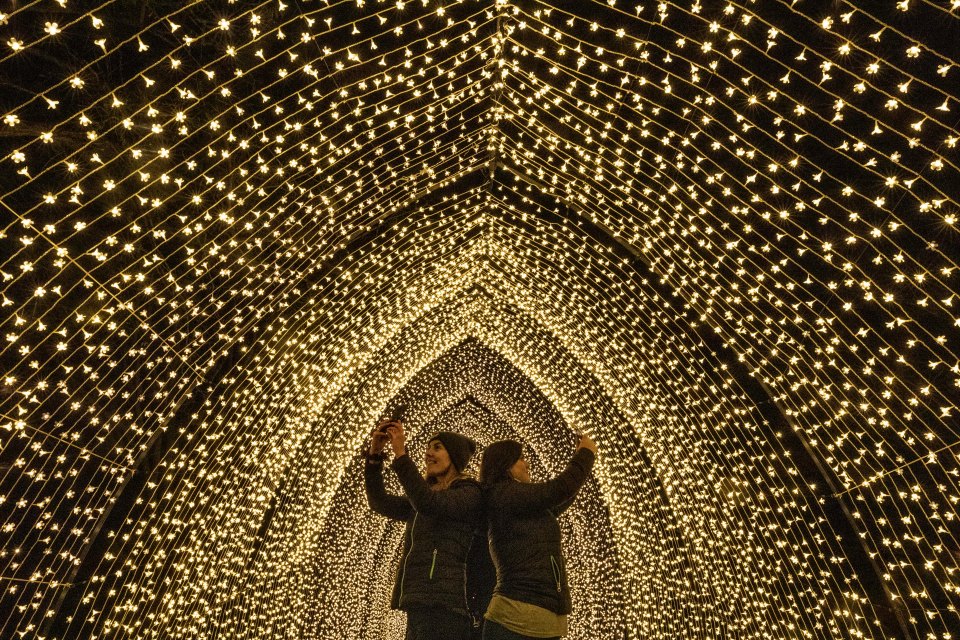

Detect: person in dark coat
[364,419,483,640]
[478,435,597,640]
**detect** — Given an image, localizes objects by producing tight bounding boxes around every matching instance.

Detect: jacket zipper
[429,549,438,579]
[550,555,562,593]
[399,513,418,601]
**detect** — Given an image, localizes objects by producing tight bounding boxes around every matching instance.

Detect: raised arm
[364,455,414,521]
[391,454,482,523]
[496,448,596,514]
[550,493,578,516]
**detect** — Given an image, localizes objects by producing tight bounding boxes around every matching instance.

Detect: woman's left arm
[391,454,483,522]
[551,494,577,516]
[497,448,596,514]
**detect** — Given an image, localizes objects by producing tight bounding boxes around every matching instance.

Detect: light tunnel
[0,1,958,638]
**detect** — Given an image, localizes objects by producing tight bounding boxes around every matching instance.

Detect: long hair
[426,469,470,491]
[478,440,523,487]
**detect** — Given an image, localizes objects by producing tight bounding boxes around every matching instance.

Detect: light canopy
[0,1,958,638]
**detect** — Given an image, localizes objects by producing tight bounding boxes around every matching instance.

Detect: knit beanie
[479,440,523,486]
[429,431,478,472]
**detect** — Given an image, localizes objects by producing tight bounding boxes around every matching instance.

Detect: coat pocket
[550,555,562,592]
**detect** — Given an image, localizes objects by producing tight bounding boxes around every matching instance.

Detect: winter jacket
[364,452,484,615]
[485,448,596,615]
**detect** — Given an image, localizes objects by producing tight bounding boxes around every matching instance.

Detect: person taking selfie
[364,418,483,640]
[478,434,598,640]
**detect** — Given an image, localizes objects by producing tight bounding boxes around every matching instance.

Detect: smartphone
[378,404,407,431]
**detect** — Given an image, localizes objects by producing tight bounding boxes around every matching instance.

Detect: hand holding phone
[369,425,391,455]
[378,404,407,431]
[576,432,597,454]
[384,419,407,457]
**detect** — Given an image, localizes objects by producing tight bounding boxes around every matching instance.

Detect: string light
[0,1,957,639]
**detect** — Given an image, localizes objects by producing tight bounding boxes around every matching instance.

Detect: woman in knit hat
[478,434,597,640]
[364,418,483,640]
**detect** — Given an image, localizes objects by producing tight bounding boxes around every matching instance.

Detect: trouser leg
[405,607,472,640]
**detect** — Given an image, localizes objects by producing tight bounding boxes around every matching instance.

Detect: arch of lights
[0,1,957,638]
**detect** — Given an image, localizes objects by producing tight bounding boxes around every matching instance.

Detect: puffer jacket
[364,453,483,615]
[485,448,595,615]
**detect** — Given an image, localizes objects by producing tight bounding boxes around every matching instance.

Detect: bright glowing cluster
[0,1,958,639]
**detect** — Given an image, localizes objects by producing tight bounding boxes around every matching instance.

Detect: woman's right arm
[497,444,596,514]
[363,424,413,521]
[364,456,414,521]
